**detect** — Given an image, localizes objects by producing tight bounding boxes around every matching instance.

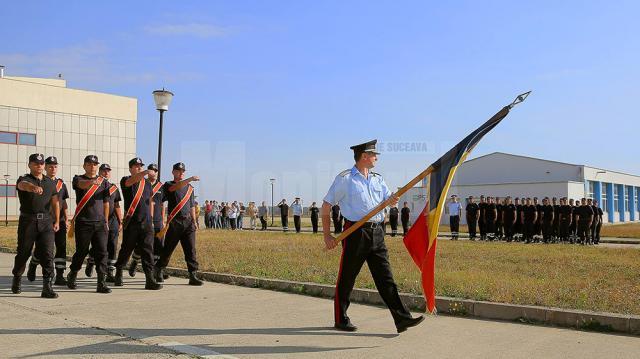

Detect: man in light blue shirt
[291,198,303,233]
[322,139,423,333]
[448,195,462,240]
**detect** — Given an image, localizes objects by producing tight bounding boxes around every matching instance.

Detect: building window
[601,183,608,210]
[587,181,595,200]
[625,186,630,212]
[0,131,36,145]
[0,131,17,144]
[636,187,639,212]
[613,185,619,212]
[18,133,36,146]
[0,184,16,197]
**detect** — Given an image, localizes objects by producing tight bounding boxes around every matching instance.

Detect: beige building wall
[0,76,137,219]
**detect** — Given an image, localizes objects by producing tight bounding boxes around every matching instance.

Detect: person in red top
[204,200,213,228]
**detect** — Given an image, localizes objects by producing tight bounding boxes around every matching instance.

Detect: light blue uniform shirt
[291,203,303,216]
[323,166,391,223]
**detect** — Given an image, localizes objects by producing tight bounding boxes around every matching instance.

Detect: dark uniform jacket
[72,175,110,223]
[17,174,59,214]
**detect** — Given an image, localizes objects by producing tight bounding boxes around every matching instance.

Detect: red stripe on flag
[403,202,437,313]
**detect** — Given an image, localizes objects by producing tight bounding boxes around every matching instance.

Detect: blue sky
[2,1,638,203]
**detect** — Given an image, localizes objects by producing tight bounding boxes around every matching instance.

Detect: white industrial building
[0,68,137,220]
[400,152,640,225]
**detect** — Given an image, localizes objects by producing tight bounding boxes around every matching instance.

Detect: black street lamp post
[152,88,174,179]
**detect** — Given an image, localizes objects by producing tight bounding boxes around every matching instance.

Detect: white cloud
[144,23,227,38]
[0,42,203,86]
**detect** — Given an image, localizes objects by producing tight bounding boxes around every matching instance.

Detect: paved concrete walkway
[1,252,638,358]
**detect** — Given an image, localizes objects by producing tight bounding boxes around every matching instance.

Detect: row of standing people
[11,153,204,299]
[455,195,603,244]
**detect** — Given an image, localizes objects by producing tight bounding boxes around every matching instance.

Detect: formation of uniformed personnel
[154,162,203,286]
[559,197,573,242]
[465,196,479,240]
[25,156,69,286]
[513,197,522,239]
[400,202,410,236]
[477,195,486,240]
[322,139,423,334]
[552,197,560,239]
[11,154,61,298]
[592,200,604,244]
[576,198,594,245]
[67,155,111,293]
[522,198,537,243]
[110,157,162,290]
[484,197,497,240]
[85,163,123,282]
[495,197,504,240]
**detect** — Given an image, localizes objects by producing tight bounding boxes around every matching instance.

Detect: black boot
[27,262,37,282]
[396,315,425,333]
[85,262,94,277]
[96,273,112,293]
[106,268,115,283]
[144,269,162,290]
[128,260,138,277]
[188,271,204,286]
[54,268,67,286]
[41,277,58,299]
[114,268,123,286]
[66,270,78,289]
[154,267,164,283]
[163,271,170,280]
[11,275,21,294]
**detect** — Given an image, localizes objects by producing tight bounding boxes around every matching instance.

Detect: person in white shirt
[448,195,462,240]
[291,198,303,233]
[228,202,238,230]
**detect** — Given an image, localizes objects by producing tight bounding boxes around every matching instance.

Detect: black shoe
[188,271,204,286]
[396,315,425,333]
[67,271,78,289]
[163,271,170,280]
[128,260,138,277]
[11,275,21,294]
[154,267,164,283]
[114,268,123,286]
[106,269,115,283]
[41,277,58,299]
[96,273,112,293]
[144,270,163,290]
[27,262,37,282]
[85,262,94,278]
[334,322,358,332]
[54,269,67,286]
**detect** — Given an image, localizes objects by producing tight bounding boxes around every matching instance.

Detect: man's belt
[20,212,50,220]
[345,219,382,229]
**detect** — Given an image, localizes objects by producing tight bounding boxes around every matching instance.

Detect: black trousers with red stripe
[335,221,413,326]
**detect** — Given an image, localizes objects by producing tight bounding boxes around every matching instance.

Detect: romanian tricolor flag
[403,92,530,314]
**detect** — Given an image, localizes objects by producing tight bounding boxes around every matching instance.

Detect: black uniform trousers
[153,221,164,262]
[157,217,199,272]
[449,215,460,238]
[70,221,108,275]
[293,215,301,233]
[311,215,319,233]
[559,220,571,241]
[401,217,409,236]
[333,216,343,234]
[115,219,155,273]
[30,219,66,270]
[260,215,268,230]
[478,218,486,238]
[577,220,591,243]
[13,215,55,279]
[495,219,503,238]
[523,221,535,242]
[542,219,553,242]
[503,220,514,241]
[467,215,477,239]
[595,221,602,243]
[485,218,496,238]
[590,221,599,244]
[335,222,413,326]
[389,215,398,236]
[88,216,119,270]
[281,215,289,231]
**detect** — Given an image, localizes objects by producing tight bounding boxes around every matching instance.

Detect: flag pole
[331,91,531,246]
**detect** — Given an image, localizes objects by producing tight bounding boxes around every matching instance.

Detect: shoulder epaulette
[338,169,351,177]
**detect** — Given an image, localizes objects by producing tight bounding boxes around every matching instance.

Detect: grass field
[1,225,638,315]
